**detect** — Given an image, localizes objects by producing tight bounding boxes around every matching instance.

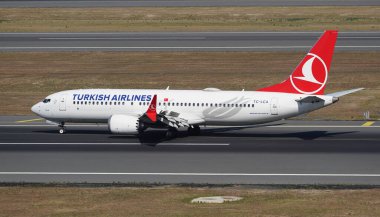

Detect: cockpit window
[43,99,51,103]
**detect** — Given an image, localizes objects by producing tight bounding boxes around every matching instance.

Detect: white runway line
[266,125,380,128]
[0,143,229,146]
[0,172,379,177]
[39,37,206,40]
[1,46,380,50]
[0,124,378,128]
[2,32,380,35]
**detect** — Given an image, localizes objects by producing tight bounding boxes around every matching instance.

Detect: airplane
[31,30,363,138]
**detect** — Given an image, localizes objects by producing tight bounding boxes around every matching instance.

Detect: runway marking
[0,142,229,146]
[362,121,375,127]
[266,125,380,128]
[1,46,380,50]
[39,36,380,40]
[2,32,380,34]
[339,37,380,39]
[39,37,206,40]
[1,124,380,128]
[0,172,379,177]
[15,118,44,123]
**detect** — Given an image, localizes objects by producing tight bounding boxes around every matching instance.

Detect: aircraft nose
[31,103,41,115]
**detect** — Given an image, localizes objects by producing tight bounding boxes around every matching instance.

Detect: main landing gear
[58,122,66,134]
[165,125,201,138]
[165,127,178,138]
[188,125,201,136]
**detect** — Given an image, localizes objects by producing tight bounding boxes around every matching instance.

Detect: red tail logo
[290,53,328,94]
[258,30,338,95]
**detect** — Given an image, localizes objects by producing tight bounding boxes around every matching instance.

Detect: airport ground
[1,4,379,216]
[0,7,379,32]
[0,186,379,217]
[0,117,379,216]
[0,51,378,119]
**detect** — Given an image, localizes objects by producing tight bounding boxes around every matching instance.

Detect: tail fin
[258,30,338,95]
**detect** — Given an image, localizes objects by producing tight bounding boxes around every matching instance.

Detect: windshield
[42,98,51,103]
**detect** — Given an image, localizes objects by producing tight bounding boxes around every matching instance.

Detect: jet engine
[108,114,140,134]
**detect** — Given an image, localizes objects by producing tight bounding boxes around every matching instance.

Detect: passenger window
[97,101,99,105]
[81,101,83,105]
[105,102,107,105]
[122,102,124,105]
[131,102,133,105]
[73,101,75,104]
[101,102,103,105]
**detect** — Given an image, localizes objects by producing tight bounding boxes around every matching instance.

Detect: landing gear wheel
[166,127,178,138]
[59,127,66,134]
[188,125,201,136]
[58,122,66,134]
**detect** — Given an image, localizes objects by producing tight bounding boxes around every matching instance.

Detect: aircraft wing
[158,110,204,128]
[140,95,204,128]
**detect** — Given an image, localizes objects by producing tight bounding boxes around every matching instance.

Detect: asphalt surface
[0,0,379,7]
[0,116,379,185]
[1,32,380,51]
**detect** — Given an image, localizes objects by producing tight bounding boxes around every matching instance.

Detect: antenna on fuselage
[166,86,170,90]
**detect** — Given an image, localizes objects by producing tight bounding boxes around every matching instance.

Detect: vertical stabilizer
[258,30,338,95]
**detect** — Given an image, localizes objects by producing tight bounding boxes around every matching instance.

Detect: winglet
[146,95,157,122]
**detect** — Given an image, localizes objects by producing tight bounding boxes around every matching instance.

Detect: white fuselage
[31,88,335,126]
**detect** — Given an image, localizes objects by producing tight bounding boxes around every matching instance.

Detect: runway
[0,116,379,185]
[1,32,380,51]
[0,0,379,7]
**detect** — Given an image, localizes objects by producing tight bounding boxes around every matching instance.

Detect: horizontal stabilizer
[327,88,364,97]
[295,96,324,103]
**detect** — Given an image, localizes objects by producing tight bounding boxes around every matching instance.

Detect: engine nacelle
[108,114,140,134]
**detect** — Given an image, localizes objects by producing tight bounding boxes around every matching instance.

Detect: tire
[166,128,177,138]
[188,125,201,136]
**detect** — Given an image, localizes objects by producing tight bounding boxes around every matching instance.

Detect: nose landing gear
[58,122,66,134]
